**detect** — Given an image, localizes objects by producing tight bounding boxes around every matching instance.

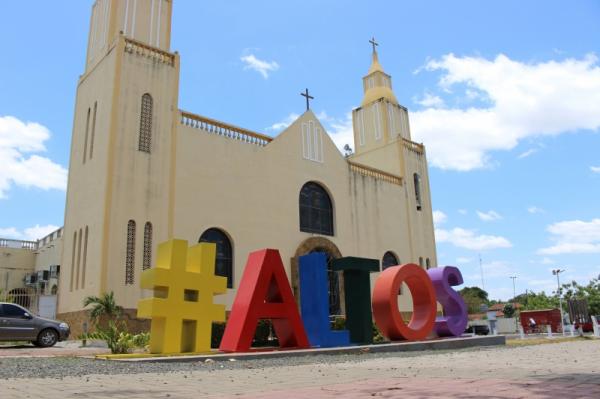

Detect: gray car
[0,302,70,347]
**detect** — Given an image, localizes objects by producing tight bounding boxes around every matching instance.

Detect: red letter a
[219,249,310,352]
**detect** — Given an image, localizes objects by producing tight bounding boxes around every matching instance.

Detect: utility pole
[510,276,518,330]
[552,269,565,335]
[479,253,485,290]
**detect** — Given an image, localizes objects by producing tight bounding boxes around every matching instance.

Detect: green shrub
[85,321,149,354]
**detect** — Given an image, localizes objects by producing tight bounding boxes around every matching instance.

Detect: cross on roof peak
[300,88,314,111]
[369,37,379,53]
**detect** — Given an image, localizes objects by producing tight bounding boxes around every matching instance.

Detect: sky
[0,1,599,301]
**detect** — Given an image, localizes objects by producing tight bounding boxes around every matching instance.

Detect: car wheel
[36,329,59,347]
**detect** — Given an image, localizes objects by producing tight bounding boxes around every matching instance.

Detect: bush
[85,321,149,354]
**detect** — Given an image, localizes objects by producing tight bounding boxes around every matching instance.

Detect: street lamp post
[552,269,565,335]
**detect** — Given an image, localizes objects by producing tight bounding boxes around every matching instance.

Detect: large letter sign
[219,249,310,352]
[372,263,437,341]
[332,257,379,344]
[427,266,468,337]
[299,253,350,348]
[137,240,227,354]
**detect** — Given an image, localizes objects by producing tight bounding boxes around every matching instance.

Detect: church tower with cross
[54,1,437,335]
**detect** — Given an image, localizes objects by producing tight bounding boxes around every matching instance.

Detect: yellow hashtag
[137,239,227,354]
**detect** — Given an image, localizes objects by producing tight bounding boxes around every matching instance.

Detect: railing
[180,111,273,147]
[124,37,176,66]
[0,239,38,250]
[348,162,403,186]
[38,227,63,248]
[403,138,425,155]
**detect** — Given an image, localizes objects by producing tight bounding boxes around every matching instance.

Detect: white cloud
[411,53,600,171]
[324,112,355,155]
[591,166,600,173]
[476,210,502,222]
[518,148,538,159]
[527,206,545,214]
[0,116,67,198]
[432,210,447,226]
[436,227,512,251]
[414,93,445,108]
[266,113,299,132]
[538,218,600,254]
[240,54,279,79]
[0,224,59,241]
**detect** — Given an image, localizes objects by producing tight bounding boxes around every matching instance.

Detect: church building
[55,0,438,332]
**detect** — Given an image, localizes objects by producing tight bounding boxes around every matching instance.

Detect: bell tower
[86,0,173,69]
[59,0,180,319]
[350,39,413,177]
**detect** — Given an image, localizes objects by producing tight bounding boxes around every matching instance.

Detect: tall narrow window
[81,226,89,289]
[426,258,431,270]
[299,182,334,236]
[70,231,77,292]
[414,173,422,211]
[143,222,153,270]
[301,120,323,163]
[419,257,424,268]
[125,220,136,285]
[357,109,365,146]
[76,228,83,290]
[199,228,233,288]
[83,108,91,163]
[382,251,399,271]
[139,93,153,153]
[89,102,97,159]
[374,103,382,140]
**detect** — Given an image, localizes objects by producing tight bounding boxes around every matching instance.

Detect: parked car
[0,302,69,347]
[465,325,490,335]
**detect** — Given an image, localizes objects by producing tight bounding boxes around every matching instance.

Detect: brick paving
[0,340,599,398]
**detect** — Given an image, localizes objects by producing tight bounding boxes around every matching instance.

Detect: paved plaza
[1,339,599,398]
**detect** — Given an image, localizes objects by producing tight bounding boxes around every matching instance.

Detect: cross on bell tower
[369,37,379,53]
[300,88,314,111]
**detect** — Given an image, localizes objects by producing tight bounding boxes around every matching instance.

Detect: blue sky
[1,1,599,300]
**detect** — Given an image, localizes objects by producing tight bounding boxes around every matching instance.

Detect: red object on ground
[372,264,437,341]
[219,249,310,352]
[520,309,562,333]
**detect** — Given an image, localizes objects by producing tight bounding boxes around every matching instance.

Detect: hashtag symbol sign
[137,239,227,354]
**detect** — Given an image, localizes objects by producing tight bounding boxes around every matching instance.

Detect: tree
[459,286,489,314]
[83,291,123,324]
[562,277,600,315]
[503,303,516,318]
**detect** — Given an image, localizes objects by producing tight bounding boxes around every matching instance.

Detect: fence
[0,290,41,315]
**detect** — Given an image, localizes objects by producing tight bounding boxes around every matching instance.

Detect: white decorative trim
[132,0,138,37]
[387,103,396,136]
[302,120,323,163]
[150,0,155,46]
[374,103,382,140]
[124,0,130,35]
[102,0,110,48]
[156,0,162,47]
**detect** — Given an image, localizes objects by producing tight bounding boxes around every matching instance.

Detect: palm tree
[83,291,123,324]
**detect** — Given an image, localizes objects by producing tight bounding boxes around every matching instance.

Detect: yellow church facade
[56,0,437,330]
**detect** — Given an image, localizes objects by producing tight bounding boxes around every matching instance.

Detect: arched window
[70,230,77,292]
[199,228,233,288]
[299,182,334,236]
[414,173,422,211]
[138,93,153,153]
[426,258,431,270]
[310,248,341,316]
[125,220,136,285]
[382,251,399,271]
[143,222,153,270]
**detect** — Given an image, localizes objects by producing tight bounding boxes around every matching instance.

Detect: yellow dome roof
[361,86,398,107]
